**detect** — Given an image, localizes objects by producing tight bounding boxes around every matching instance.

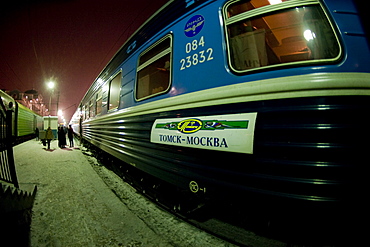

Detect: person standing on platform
[45,127,54,149]
[35,127,39,141]
[67,125,74,147]
[58,127,67,148]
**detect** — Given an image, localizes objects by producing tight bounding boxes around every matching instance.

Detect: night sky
[0,0,168,122]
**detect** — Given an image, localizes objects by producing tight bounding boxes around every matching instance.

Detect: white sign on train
[150,113,257,154]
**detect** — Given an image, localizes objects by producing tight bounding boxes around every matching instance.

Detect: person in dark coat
[67,125,74,147]
[58,126,67,148]
[35,127,39,141]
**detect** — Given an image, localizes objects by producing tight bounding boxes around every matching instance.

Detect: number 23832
[180,36,214,70]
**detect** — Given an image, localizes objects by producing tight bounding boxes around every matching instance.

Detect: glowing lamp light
[47,81,55,89]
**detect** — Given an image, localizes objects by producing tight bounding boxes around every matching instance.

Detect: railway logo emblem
[177,118,202,134]
[184,15,205,37]
[156,118,249,133]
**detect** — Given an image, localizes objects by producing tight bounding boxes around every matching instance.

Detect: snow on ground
[13,139,235,247]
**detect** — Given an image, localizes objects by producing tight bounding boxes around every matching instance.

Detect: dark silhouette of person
[67,125,74,147]
[58,126,67,148]
[35,127,39,141]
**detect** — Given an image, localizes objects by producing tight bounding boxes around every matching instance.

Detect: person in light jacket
[45,127,54,149]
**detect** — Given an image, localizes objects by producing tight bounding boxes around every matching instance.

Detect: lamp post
[47,81,55,115]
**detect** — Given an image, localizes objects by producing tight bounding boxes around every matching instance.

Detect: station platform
[11,138,172,246]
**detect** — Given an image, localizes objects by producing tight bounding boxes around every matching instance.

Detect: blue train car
[73,0,369,241]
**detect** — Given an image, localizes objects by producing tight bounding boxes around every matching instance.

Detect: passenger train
[71,0,369,242]
[0,90,43,143]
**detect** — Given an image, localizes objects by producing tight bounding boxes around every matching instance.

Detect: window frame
[95,90,102,116]
[108,70,122,112]
[223,0,342,74]
[84,104,89,120]
[135,34,173,101]
[81,105,86,121]
[89,99,94,118]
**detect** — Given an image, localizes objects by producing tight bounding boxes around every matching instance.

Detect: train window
[81,106,85,121]
[108,72,121,110]
[85,104,89,119]
[136,34,172,101]
[224,0,341,73]
[89,100,95,118]
[96,91,102,115]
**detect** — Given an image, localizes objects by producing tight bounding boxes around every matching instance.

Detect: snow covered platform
[11,139,233,246]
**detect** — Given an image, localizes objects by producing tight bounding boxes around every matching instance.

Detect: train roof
[17,102,43,117]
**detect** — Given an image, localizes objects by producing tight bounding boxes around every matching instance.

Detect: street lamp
[47,81,55,115]
[47,81,55,89]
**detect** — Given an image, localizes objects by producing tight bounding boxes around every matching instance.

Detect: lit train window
[108,72,121,110]
[224,0,341,73]
[81,106,86,121]
[89,100,94,117]
[85,104,89,119]
[96,90,102,115]
[136,34,172,101]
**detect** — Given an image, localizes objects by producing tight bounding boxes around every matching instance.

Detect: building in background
[6,89,48,116]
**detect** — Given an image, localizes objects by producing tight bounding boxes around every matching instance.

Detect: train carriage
[17,104,43,138]
[1,90,43,142]
[72,0,369,242]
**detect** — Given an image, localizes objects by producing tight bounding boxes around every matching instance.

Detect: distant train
[71,0,369,242]
[0,90,43,143]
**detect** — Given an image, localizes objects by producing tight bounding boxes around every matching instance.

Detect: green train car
[16,103,43,138]
[0,90,43,143]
